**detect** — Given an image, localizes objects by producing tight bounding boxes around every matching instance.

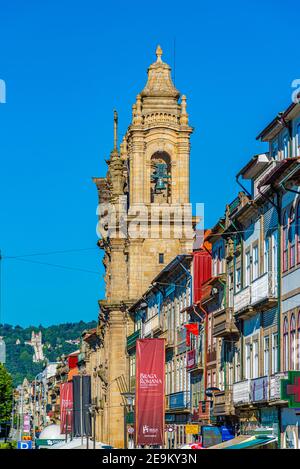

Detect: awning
[208,435,277,449]
[224,436,277,449]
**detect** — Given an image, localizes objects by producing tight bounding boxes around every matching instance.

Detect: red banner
[60,382,73,434]
[135,339,165,446]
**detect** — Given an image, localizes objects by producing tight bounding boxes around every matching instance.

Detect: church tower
[93,46,195,448]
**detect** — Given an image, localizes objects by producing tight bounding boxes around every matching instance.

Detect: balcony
[234,272,277,319]
[213,388,235,416]
[127,329,140,350]
[233,286,251,317]
[233,373,288,407]
[232,380,251,406]
[144,314,160,337]
[213,307,239,338]
[166,391,190,411]
[251,272,277,311]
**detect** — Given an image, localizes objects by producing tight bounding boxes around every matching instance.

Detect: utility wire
[3,247,98,260]
[8,257,100,275]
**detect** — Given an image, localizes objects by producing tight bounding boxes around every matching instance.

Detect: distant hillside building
[25,331,44,362]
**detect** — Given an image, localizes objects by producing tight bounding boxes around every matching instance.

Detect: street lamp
[33,372,43,447]
[121,392,135,449]
[89,404,97,449]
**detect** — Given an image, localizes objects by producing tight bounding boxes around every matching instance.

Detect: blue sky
[0,0,299,326]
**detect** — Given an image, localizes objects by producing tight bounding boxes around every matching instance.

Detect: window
[228,272,234,307]
[290,314,296,370]
[245,343,251,379]
[289,207,296,268]
[207,372,211,389]
[297,123,300,156]
[264,237,270,274]
[264,336,270,376]
[272,333,278,374]
[297,202,300,264]
[159,253,164,264]
[245,251,251,286]
[253,340,259,378]
[283,211,288,271]
[234,349,240,382]
[271,231,278,293]
[212,372,216,388]
[283,317,289,371]
[252,245,259,280]
[217,245,223,274]
[283,133,289,159]
[271,139,279,160]
[235,267,241,292]
[208,316,212,350]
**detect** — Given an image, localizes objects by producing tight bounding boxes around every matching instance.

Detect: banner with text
[135,338,165,446]
[60,382,73,434]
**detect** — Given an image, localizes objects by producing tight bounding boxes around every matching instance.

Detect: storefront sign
[35,439,64,447]
[185,424,199,434]
[281,371,300,408]
[135,339,165,446]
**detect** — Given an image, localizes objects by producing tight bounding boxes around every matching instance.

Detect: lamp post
[33,372,42,447]
[89,404,97,449]
[121,392,135,449]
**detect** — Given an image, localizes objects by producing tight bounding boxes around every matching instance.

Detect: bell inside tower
[150,151,171,203]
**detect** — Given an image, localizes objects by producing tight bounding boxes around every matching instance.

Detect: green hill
[0,320,97,387]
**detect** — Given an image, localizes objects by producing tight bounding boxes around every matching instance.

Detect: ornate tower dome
[138,45,181,115]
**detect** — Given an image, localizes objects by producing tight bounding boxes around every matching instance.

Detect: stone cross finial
[156,45,163,62]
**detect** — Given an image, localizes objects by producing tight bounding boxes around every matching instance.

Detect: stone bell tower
[93,46,195,448]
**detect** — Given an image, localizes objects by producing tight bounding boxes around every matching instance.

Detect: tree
[0,364,13,423]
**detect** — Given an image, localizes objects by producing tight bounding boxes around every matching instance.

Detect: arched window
[297,201,300,264]
[290,314,296,370]
[289,207,296,268]
[283,211,288,271]
[283,317,289,371]
[297,312,300,370]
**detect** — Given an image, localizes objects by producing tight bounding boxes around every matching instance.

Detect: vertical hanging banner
[135,338,165,446]
[60,382,73,434]
[72,375,92,437]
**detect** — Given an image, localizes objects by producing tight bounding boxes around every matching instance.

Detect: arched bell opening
[150,151,171,203]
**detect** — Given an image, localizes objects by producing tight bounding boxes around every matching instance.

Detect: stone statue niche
[150,151,171,203]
